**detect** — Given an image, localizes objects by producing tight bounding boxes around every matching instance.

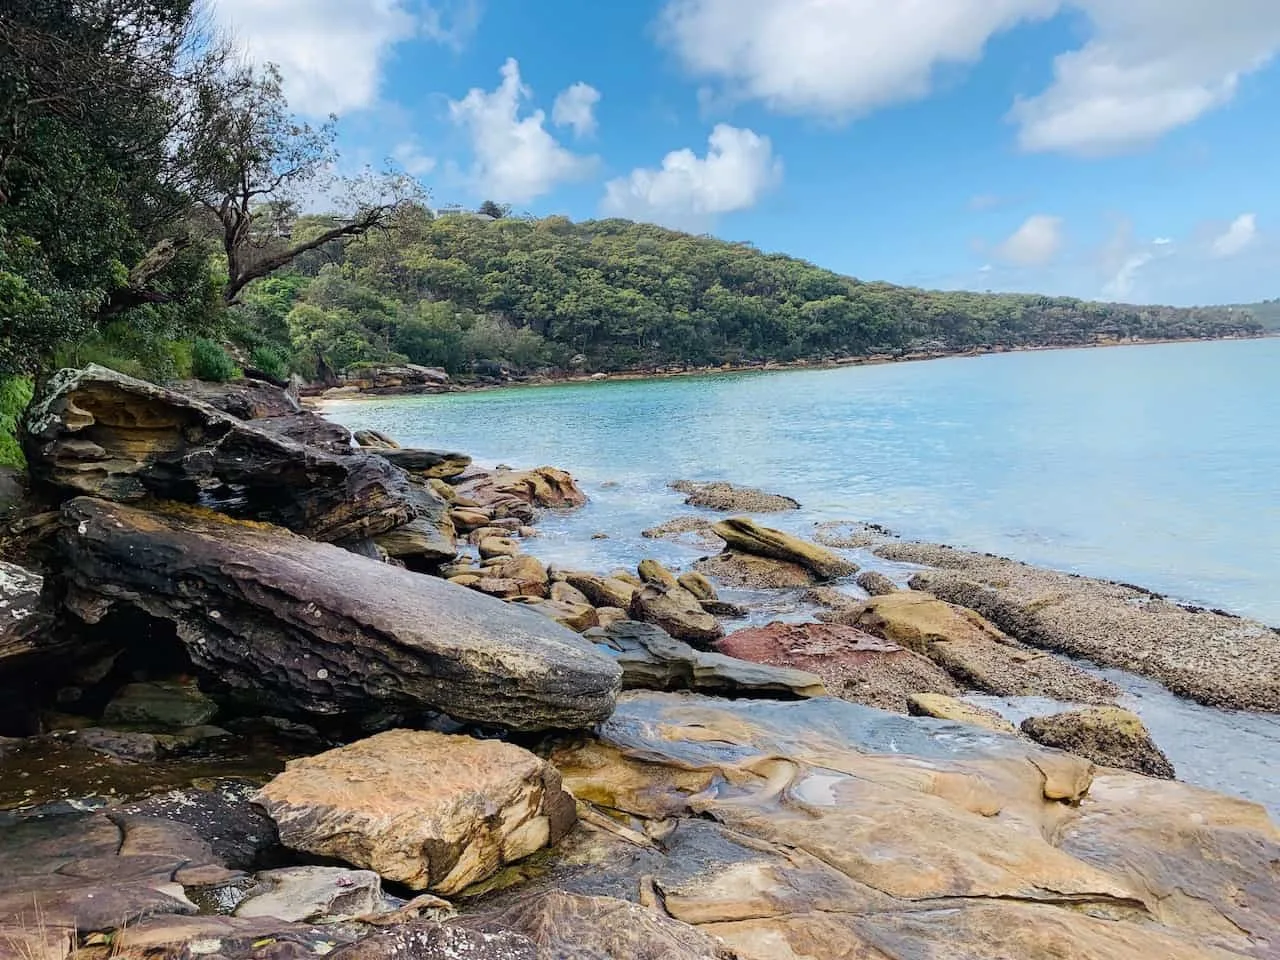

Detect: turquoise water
[326,337,1280,626]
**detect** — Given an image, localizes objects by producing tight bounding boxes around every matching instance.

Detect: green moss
[0,376,34,469]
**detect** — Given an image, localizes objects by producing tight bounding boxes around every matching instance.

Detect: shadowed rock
[379,448,472,479]
[168,378,299,420]
[55,498,620,730]
[24,365,417,542]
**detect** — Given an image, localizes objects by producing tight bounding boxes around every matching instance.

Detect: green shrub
[0,377,34,469]
[249,345,290,380]
[191,338,237,382]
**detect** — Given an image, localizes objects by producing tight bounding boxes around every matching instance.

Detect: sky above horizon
[208,0,1280,307]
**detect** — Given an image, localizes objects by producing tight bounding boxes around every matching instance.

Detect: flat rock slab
[57,498,620,730]
[712,518,857,581]
[884,541,1280,711]
[24,365,416,542]
[671,480,800,513]
[255,729,577,894]
[234,866,383,922]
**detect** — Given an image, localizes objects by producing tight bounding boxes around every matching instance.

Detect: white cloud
[996,215,1063,266]
[1103,251,1155,299]
[602,124,781,230]
[1013,1,1280,155]
[659,0,1056,119]
[421,0,484,51]
[392,142,437,176]
[658,0,1280,153]
[449,58,597,203]
[1212,213,1259,258]
[552,83,602,138]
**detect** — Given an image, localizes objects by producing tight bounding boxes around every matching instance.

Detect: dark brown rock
[253,412,355,454]
[56,497,620,731]
[379,448,472,479]
[167,378,299,420]
[24,365,417,542]
[1021,707,1176,779]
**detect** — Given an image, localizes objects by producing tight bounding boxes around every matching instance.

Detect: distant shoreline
[313,331,1275,403]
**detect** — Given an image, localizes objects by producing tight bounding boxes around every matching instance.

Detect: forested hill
[241,209,1262,377]
[1221,300,1280,330]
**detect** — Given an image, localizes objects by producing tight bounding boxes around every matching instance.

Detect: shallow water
[327,338,1280,813]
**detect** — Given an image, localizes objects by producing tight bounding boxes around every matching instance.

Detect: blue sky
[211,0,1280,306]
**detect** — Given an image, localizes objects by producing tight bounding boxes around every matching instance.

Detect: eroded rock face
[56,498,620,731]
[848,591,1119,703]
[1021,707,1175,779]
[457,466,588,509]
[24,365,417,542]
[547,691,1280,960]
[168,378,300,420]
[0,560,52,666]
[629,583,725,648]
[711,518,857,581]
[716,622,959,713]
[592,621,825,699]
[255,730,577,894]
[671,480,800,513]
[379,448,472,480]
[907,693,1018,734]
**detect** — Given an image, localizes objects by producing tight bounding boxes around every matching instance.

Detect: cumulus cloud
[602,124,781,230]
[552,83,602,137]
[996,215,1063,266]
[658,0,1280,153]
[449,59,597,203]
[392,141,437,176]
[1211,214,1259,258]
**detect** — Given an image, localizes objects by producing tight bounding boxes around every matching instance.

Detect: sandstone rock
[671,480,800,513]
[849,591,1119,703]
[450,508,492,531]
[694,552,817,589]
[907,693,1019,734]
[519,599,599,633]
[595,607,629,629]
[1021,707,1175,779]
[564,572,637,610]
[253,412,355,454]
[373,518,457,569]
[717,622,959,712]
[457,466,587,509]
[887,541,1280,711]
[24,365,417,542]
[856,570,899,596]
[551,582,591,606]
[234,866,383,922]
[641,515,721,548]
[711,518,857,581]
[638,558,680,591]
[168,378,299,420]
[677,571,718,601]
[57,498,620,731]
[489,555,550,598]
[610,570,644,587]
[700,599,749,619]
[593,621,824,699]
[629,583,724,648]
[380,448,471,480]
[0,560,52,667]
[102,680,219,729]
[255,730,577,894]
[99,915,368,960]
[479,535,520,559]
[328,923,537,960]
[428,477,455,501]
[353,429,400,450]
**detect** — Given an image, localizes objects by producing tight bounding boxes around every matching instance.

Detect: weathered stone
[888,541,1280,712]
[379,448,472,479]
[255,730,577,894]
[0,560,52,667]
[479,535,520,559]
[671,480,800,513]
[855,570,898,596]
[630,583,725,648]
[74,727,160,761]
[252,412,355,454]
[168,378,299,420]
[848,591,1120,703]
[102,680,218,729]
[353,429,400,450]
[373,518,456,568]
[593,621,825,699]
[716,622,959,712]
[428,477,455,500]
[551,582,591,606]
[595,607,629,629]
[694,552,817,589]
[97,915,367,960]
[451,508,492,531]
[564,572,637,610]
[711,518,857,581]
[457,466,587,509]
[1021,707,1175,779]
[57,498,620,731]
[24,366,418,542]
[907,693,1019,734]
[0,467,28,518]
[118,780,283,870]
[327,923,537,960]
[638,558,681,591]
[234,866,383,922]
[488,555,550,598]
[519,599,599,633]
[678,571,718,601]
[642,515,722,548]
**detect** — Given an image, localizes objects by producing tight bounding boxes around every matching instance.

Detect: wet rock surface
[1021,707,1176,779]
[671,479,800,513]
[255,729,577,894]
[457,466,588,509]
[907,693,1018,733]
[711,517,857,581]
[56,498,620,730]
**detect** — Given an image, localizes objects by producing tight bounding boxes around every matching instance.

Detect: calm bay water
[327,337,1280,626]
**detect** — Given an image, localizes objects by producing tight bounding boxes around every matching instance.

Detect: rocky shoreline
[0,367,1277,960]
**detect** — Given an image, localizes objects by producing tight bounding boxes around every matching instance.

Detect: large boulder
[848,591,1119,703]
[0,560,52,667]
[1021,707,1176,779]
[629,583,725,648]
[252,412,355,454]
[671,479,800,512]
[379,448,472,480]
[24,365,417,542]
[254,730,577,894]
[716,622,959,713]
[168,378,299,420]
[563,572,637,610]
[457,466,588,509]
[56,498,621,731]
[710,517,857,581]
[592,621,825,699]
[694,551,818,589]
